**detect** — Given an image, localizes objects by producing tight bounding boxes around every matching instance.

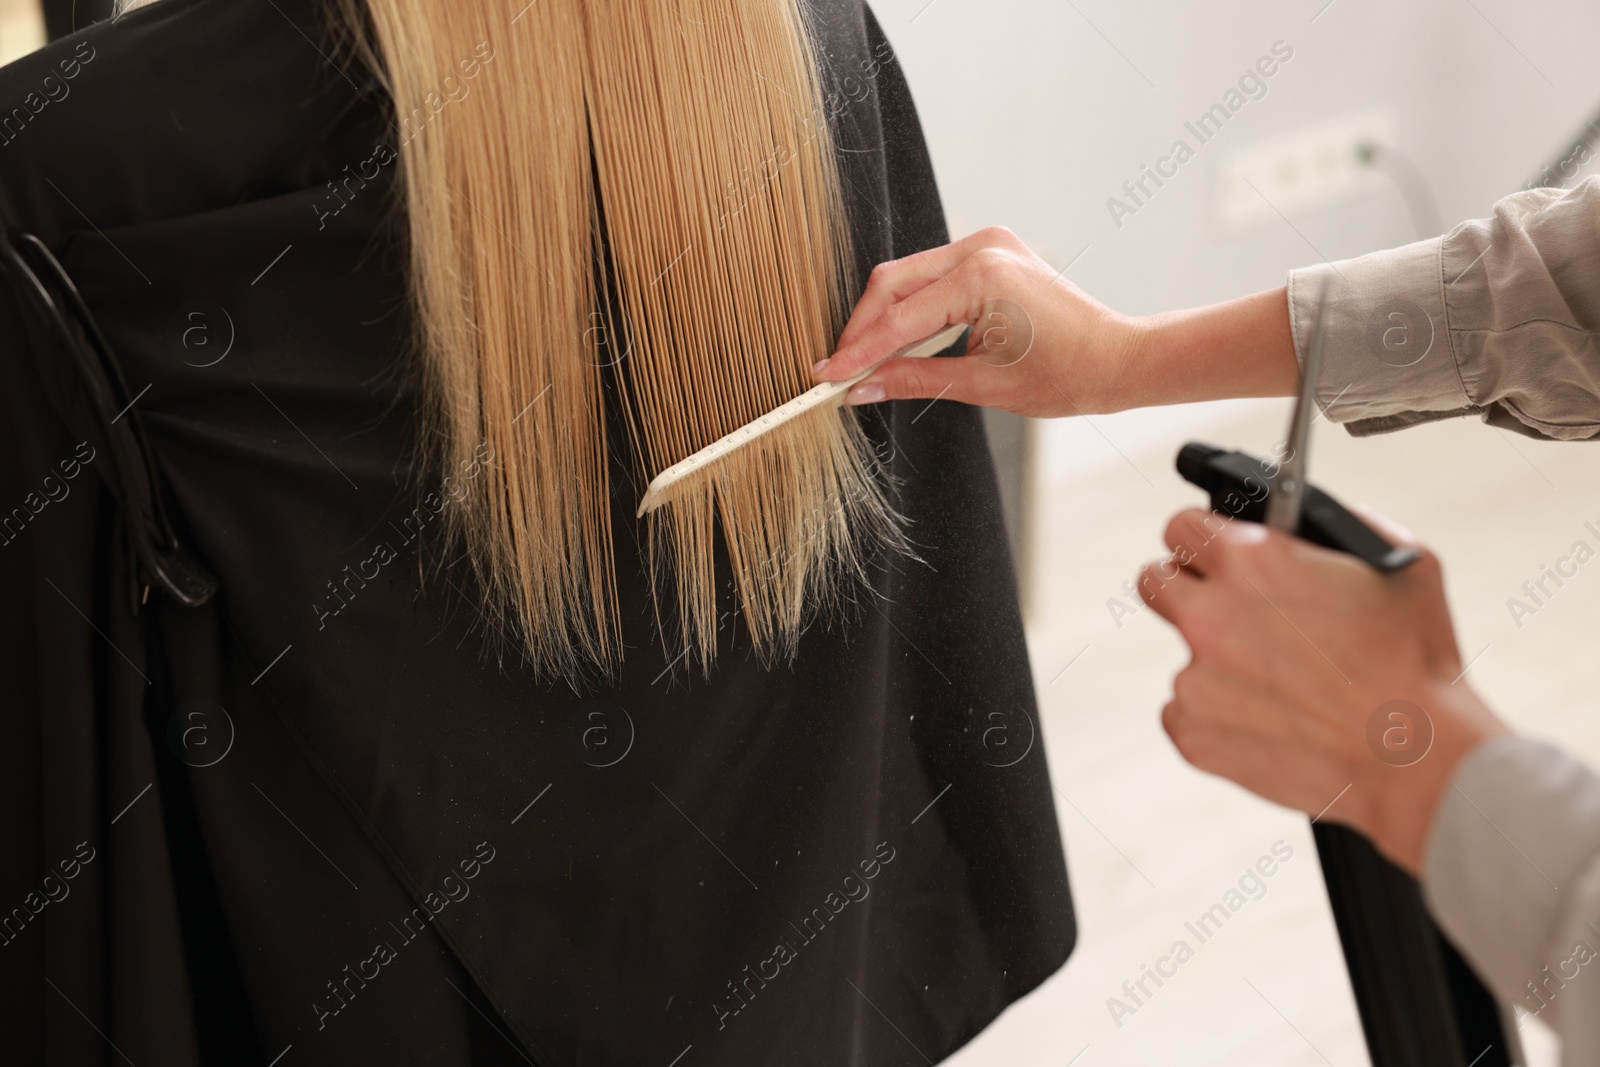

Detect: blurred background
[5,1,1599,1064]
[866,1,1600,1065]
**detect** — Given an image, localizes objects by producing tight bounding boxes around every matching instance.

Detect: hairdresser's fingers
[848,345,1086,414]
[1136,559,1202,625]
[834,227,1028,354]
[1162,508,1217,578]
[825,253,1003,384]
[832,255,960,358]
[833,255,959,357]
[842,352,998,409]
[825,237,1040,381]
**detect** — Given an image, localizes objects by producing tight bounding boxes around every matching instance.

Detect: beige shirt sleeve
[1286,175,1600,440]
[1423,737,1600,1064]
[1288,179,1600,1064]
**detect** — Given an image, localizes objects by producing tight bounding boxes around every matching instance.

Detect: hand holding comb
[635,323,968,517]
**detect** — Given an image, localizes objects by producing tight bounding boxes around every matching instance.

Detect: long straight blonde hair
[344,0,905,683]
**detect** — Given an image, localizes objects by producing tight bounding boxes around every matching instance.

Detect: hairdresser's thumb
[844,355,985,409]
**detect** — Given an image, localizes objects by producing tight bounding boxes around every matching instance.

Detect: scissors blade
[1264,275,1330,532]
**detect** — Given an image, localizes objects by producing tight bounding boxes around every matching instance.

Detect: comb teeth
[635,323,967,518]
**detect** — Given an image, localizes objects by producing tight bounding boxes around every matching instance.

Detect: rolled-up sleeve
[1424,736,1600,1062]
[1287,176,1600,440]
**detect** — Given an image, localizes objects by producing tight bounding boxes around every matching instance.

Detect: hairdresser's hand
[814,226,1301,415]
[1141,509,1508,874]
[813,227,1138,417]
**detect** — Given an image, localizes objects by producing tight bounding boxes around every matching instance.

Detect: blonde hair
[346,0,904,683]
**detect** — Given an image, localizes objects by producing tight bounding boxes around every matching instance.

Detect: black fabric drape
[0,1,1076,1064]
[41,0,117,43]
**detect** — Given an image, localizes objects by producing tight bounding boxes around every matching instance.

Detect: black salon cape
[0,1,1075,1064]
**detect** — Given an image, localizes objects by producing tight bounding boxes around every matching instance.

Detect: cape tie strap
[1,227,218,613]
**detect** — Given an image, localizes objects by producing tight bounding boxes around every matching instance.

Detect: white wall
[876,0,1600,477]
[0,0,44,64]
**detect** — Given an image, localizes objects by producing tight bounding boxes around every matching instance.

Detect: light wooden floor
[948,398,1600,1066]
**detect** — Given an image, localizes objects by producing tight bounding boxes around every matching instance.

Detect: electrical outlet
[1219,112,1397,230]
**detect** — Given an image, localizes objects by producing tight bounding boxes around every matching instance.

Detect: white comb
[635,322,968,517]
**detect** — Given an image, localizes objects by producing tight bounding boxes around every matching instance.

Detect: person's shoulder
[0,0,370,239]
[0,1,209,191]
